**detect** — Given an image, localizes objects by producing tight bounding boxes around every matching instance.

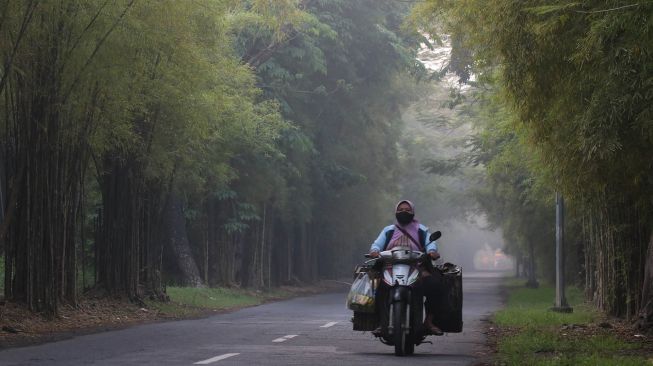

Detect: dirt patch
[0,296,168,349]
[474,321,516,365]
[472,280,514,365]
[587,319,653,358]
[0,280,348,350]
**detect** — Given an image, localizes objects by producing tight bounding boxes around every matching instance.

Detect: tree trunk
[165,193,203,287]
[637,231,653,330]
[96,158,141,299]
[526,241,539,288]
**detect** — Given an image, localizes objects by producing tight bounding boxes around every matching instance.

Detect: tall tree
[412,0,653,321]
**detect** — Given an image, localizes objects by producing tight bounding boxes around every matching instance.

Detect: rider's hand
[429,251,440,260]
[369,251,380,258]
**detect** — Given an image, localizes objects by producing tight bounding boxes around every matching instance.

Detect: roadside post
[552,192,573,313]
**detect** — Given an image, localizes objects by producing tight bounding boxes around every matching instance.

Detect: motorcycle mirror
[429,231,441,242]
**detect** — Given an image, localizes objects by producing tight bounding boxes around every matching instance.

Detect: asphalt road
[0,271,505,366]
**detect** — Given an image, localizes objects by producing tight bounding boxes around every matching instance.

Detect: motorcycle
[349,231,463,356]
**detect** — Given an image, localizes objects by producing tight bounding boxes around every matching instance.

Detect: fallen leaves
[0,296,163,348]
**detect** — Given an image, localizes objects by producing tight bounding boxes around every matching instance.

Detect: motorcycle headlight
[391,248,412,260]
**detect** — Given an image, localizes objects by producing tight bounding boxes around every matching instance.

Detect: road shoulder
[0,280,347,349]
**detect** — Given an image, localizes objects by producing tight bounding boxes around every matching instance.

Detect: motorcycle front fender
[391,286,410,303]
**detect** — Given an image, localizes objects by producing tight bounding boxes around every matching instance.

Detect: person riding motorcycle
[369,200,444,336]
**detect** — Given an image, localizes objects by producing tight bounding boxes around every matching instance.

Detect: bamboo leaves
[0,0,425,306]
[413,0,653,319]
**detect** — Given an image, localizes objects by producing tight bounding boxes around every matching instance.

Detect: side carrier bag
[433,263,463,333]
[347,272,376,313]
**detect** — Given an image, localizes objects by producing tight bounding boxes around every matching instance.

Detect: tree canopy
[412,0,653,320]
[0,0,426,316]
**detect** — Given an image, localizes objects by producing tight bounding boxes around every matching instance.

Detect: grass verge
[145,286,311,317]
[493,279,652,365]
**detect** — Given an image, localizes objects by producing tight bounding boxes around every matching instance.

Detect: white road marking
[320,321,338,328]
[194,353,240,364]
[272,334,298,343]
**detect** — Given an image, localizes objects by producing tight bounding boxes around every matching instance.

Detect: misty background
[0,1,515,317]
[393,37,505,272]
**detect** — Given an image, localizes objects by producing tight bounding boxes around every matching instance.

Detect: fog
[396,36,510,272]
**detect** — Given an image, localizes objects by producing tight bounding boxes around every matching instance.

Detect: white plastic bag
[346,272,375,313]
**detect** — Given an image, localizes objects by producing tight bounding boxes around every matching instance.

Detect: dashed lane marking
[194,353,240,364]
[320,322,338,328]
[272,334,299,343]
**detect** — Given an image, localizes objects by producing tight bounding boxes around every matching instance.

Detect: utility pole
[552,192,573,313]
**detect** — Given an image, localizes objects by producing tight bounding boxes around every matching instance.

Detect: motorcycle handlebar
[363,250,426,258]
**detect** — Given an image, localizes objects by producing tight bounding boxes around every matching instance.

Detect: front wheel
[405,334,415,355]
[393,301,408,356]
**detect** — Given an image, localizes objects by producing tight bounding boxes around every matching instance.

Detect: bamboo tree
[412,0,653,321]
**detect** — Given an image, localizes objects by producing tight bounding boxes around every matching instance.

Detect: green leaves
[421,158,462,175]
[413,0,653,314]
[525,3,581,16]
[0,0,434,296]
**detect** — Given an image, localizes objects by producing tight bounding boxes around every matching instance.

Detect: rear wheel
[393,301,407,356]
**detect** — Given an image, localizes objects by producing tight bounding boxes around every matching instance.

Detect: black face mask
[396,212,414,225]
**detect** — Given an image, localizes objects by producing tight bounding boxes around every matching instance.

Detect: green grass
[167,287,263,309]
[146,286,295,317]
[494,279,650,366]
[494,280,596,327]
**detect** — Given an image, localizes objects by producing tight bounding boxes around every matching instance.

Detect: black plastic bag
[433,264,463,333]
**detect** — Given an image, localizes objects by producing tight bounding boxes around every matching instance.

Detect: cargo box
[433,264,463,333]
[351,311,378,331]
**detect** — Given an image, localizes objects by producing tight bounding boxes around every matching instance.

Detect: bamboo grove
[0,0,424,316]
[412,1,653,326]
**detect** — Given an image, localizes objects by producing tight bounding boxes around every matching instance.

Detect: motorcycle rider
[369,200,444,336]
